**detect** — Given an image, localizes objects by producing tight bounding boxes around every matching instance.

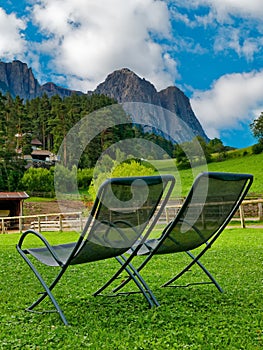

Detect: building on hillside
[15,134,58,168]
[30,149,57,167]
[31,138,42,150]
[31,149,52,161]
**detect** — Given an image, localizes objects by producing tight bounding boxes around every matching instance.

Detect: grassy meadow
[152,151,263,197]
[0,229,262,349]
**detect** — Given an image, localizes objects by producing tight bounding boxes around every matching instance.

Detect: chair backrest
[157,172,253,254]
[70,174,175,264]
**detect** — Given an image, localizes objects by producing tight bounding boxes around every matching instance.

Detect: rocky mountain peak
[40,82,81,98]
[158,86,206,137]
[93,68,160,105]
[92,68,208,141]
[0,60,81,100]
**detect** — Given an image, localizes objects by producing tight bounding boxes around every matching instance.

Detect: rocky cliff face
[92,68,208,141]
[0,60,81,99]
[158,86,207,139]
[0,60,40,99]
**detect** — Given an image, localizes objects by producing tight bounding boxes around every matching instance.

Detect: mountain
[0,61,208,141]
[0,60,39,100]
[39,82,82,99]
[93,68,160,105]
[92,68,208,141]
[158,86,205,138]
[0,60,81,100]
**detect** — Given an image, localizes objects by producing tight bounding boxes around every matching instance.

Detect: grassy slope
[152,152,263,197]
[23,151,262,201]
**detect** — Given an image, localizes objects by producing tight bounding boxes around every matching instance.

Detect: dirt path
[23,200,86,216]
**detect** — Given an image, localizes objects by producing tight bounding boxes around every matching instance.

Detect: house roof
[31,150,51,156]
[0,192,29,200]
[31,138,42,145]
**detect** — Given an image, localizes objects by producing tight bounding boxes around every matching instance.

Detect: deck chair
[16,175,175,325]
[109,172,253,298]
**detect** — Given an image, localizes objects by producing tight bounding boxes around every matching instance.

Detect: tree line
[0,91,121,190]
[0,92,174,191]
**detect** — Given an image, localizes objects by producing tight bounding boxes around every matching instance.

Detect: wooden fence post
[258,202,263,221]
[38,216,41,232]
[79,213,83,231]
[59,214,63,232]
[19,217,22,233]
[239,204,246,228]
[165,207,169,223]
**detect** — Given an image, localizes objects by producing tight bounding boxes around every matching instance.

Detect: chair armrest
[17,229,63,267]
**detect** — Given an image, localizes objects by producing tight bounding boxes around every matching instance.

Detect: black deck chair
[16,175,175,325]
[109,172,253,298]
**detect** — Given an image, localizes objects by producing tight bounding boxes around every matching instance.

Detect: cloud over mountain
[29,0,178,92]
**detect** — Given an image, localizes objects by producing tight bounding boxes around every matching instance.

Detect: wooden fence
[163,198,263,229]
[0,198,262,233]
[238,199,263,228]
[0,212,83,233]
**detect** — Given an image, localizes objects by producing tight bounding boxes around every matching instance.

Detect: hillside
[23,152,263,218]
[152,152,263,197]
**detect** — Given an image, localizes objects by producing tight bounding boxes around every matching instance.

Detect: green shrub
[21,167,54,192]
[252,142,263,154]
[112,159,155,177]
[77,168,93,189]
[54,165,77,193]
[88,160,155,200]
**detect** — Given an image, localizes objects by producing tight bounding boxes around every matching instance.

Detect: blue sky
[1,0,263,148]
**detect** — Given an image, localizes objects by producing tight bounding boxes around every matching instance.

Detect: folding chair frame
[17,175,175,325]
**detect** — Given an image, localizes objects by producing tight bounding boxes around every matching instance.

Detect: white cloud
[30,0,178,91]
[0,7,27,59]
[172,0,263,19]
[206,0,263,19]
[172,37,207,55]
[171,10,197,28]
[214,27,262,61]
[191,70,263,138]
[168,1,263,61]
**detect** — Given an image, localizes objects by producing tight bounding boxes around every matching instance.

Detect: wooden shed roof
[0,192,29,200]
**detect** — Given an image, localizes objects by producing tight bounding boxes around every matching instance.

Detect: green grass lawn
[0,228,262,349]
[25,197,56,202]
